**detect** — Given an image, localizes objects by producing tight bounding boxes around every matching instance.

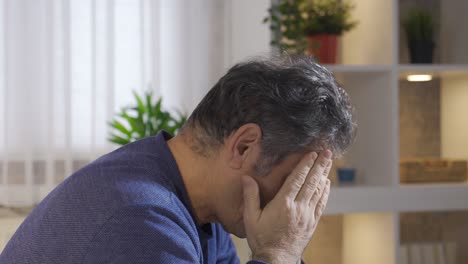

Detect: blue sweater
[1,132,265,264]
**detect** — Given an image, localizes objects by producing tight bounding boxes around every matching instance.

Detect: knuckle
[315,208,323,219]
[316,185,324,196]
[305,177,320,190]
[318,158,329,168]
[298,216,308,228]
[303,180,317,191]
[296,170,309,180]
[284,207,295,221]
[291,179,303,190]
[284,198,294,209]
[317,200,326,212]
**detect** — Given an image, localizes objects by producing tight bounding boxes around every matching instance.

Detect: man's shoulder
[60,135,181,206]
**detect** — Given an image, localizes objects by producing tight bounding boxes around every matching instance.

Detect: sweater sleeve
[82,206,201,264]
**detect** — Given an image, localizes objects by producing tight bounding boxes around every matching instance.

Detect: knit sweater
[1,131,266,264]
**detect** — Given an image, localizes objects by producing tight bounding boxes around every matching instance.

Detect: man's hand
[242,150,332,264]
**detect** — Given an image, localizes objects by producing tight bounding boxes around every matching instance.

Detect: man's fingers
[276,152,317,200]
[295,150,332,203]
[323,159,332,177]
[313,179,331,220]
[308,176,327,208]
[242,176,261,224]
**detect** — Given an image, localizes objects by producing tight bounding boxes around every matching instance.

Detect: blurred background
[1,0,468,263]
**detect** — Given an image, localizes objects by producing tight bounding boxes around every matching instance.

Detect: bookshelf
[228,0,468,263]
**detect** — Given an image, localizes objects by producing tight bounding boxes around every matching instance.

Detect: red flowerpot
[306,34,339,64]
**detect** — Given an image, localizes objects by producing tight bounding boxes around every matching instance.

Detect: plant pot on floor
[306,34,338,64]
[408,40,434,64]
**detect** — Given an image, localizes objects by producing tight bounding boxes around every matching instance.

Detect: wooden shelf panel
[326,184,468,215]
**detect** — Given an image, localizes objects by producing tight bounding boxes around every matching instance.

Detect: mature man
[1,56,355,263]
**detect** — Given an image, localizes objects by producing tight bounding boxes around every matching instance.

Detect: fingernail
[323,150,332,159]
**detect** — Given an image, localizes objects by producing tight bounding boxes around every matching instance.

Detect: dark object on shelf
[337,168,356,184]
[408,40,434,63]
[400,159,467,183]
[306,34,338,64]
[402,9,435,64]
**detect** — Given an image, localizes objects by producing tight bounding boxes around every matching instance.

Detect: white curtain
[0,0,230,207]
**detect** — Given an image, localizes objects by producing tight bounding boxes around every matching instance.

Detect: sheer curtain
[0,0,231,207]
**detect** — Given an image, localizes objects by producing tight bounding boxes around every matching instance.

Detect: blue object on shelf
[338,168,356,183]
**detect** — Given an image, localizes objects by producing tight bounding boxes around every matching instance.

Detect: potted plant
[402,9,435,64]
[263,0,357,64]
[303,0,357,64]
[108,91,187,145]
[263,0,308,54]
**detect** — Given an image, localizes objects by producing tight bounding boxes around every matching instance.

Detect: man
[1,56,355,263]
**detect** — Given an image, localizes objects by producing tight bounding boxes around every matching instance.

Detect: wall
[441,75,468,160]
[227,0,270,65]
[303,215,343,264]
[399,79,441,158]
[342,213,396,264]
[440,0,468,64]
[341,0,394,64]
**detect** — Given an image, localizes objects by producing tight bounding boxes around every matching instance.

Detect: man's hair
[184,56,356,175]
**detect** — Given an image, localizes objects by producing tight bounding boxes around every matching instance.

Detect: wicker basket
[400,159,468,183]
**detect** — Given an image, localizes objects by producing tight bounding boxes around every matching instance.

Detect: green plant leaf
[108,134,131,145]
[133,91,146,114]
[108,90,188,145]
[109,119,131,137]
[122,111,145,138]
[402,8,434,43]
[145,92,154,129]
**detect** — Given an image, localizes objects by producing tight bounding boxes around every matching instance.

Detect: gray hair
[185,55,356,175]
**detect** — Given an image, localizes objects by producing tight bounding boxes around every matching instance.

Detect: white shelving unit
[327,184,468,215]
[227,0,468,263]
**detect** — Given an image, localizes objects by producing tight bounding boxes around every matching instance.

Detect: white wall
[341,0,394,65]
[441,75,468,160]
[342,213,396,264]
[227,0,271,65]
[440,0,468,64]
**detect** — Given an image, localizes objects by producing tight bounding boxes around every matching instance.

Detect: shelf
[326,184,468,215]
[324,64,392,74]
[399,64,468,78]
[323,64,468,75]
[399,64,468,71]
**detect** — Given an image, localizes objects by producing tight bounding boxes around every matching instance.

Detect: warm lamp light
[407,74,433,82]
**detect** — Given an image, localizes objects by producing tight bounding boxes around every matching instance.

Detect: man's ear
[225,123,262,170]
